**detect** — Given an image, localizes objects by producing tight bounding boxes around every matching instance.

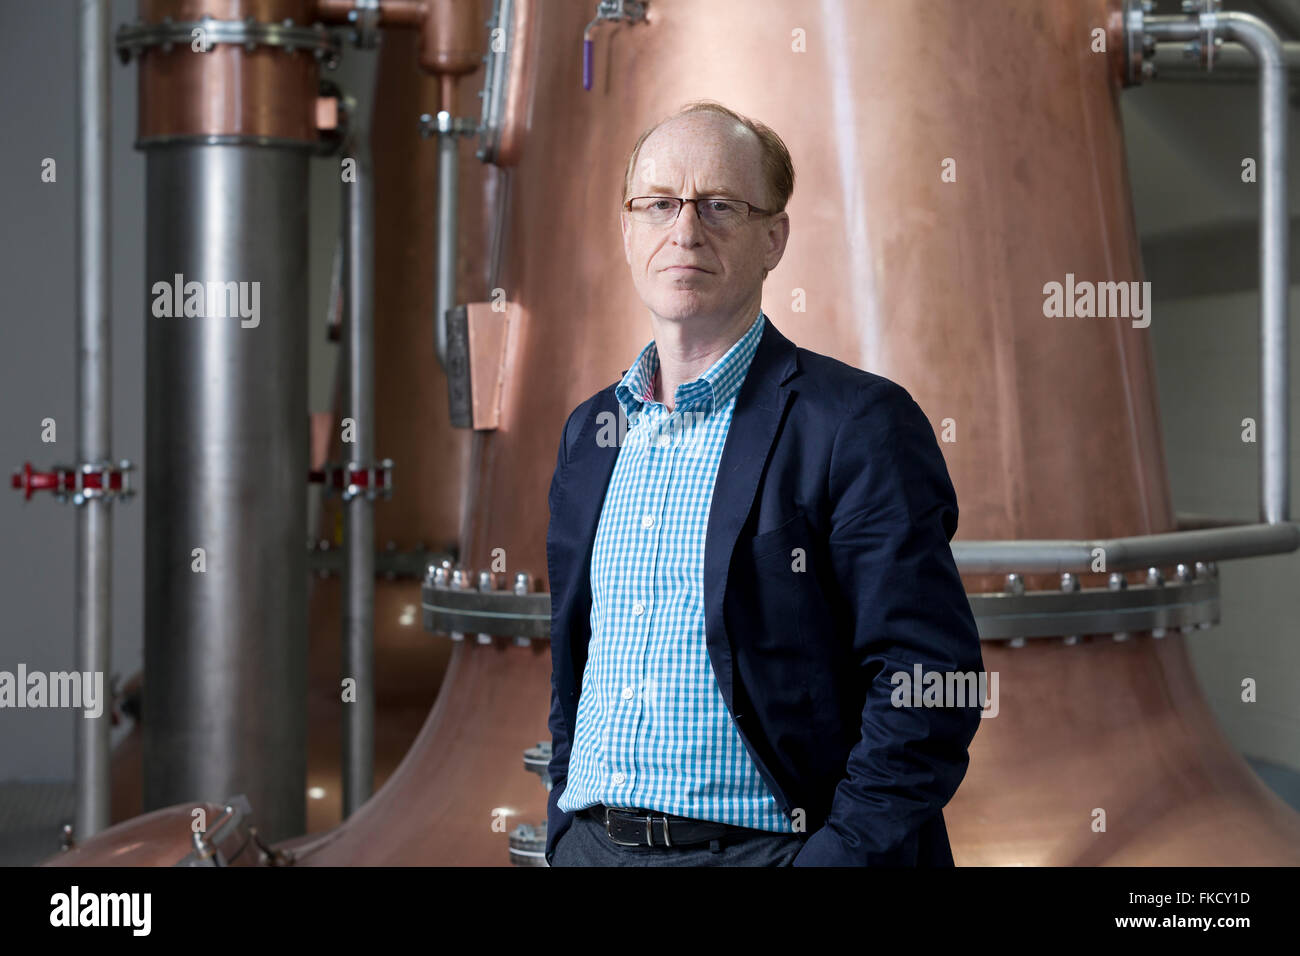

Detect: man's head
[620,101,793,326]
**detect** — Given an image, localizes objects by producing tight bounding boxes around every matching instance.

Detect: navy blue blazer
[545,317,984,866]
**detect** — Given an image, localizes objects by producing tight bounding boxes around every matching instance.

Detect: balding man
[544,101,984,867]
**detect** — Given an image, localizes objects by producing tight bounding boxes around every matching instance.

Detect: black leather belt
[585,803,764,848]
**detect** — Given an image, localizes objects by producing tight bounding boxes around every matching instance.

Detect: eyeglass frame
[622,195,778,228]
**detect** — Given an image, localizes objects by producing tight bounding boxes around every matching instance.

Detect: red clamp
[308,458,394,501]
[11,460,135,504]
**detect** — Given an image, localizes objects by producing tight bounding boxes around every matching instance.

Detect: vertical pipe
[435,111,460,365]
[74,0,111,839]
[1221,14,1290,524]
[143,145,309,842]
[342,99,376,816]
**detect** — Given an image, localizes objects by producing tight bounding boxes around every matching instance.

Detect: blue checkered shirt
[557,310,794,831]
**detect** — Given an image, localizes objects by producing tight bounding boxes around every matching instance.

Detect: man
[545,100,984,867]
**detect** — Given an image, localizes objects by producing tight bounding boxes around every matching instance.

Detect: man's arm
[793,380,984,866]
[545,405,581,808]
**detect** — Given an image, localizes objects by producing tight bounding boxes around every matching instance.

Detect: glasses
[623,196,775,229]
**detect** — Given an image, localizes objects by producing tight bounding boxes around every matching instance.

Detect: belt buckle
[604,806,673,847]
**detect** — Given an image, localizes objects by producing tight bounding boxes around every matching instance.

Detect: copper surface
[316,0,427,28]
[316,95,340,131]
[340,0,1292,865]
[420,0,483,76]
[43,803,259,867]
[495,0,535,167]
[135,1,322,142]
[285,640,552,864]
[466,301,517,429]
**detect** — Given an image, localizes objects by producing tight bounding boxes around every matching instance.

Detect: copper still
[43,0,1300,866]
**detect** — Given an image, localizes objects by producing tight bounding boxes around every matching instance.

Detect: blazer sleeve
[545,404,581,800]
[792,379,985,866]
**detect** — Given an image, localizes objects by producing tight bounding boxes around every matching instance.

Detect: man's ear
[621,210,632,265]
[764,211,790,275]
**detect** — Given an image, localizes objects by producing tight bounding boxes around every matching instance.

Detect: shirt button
[641,515,654,529]
[612,772,626,785]
[632,602,644,616]
[622,685,635,701]
[657,434,670,447]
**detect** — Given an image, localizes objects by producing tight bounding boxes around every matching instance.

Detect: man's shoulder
[555,382,621,456]
[790,345,917,421]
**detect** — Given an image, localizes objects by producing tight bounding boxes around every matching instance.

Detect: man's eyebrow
[641,185,741,197]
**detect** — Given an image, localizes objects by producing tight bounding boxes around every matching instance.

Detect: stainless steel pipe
[1222,12,1291,526]
[434,111,460,366]
[342,89,376,817]
[954,9,1295,575]
[1146,11,1290,524]
[74,0,112,839]
[952,520,1298,576]
[1152,40,1300,76]
[142,145,309,842]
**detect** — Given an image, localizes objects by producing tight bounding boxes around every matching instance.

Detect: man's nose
[671,200,706,243]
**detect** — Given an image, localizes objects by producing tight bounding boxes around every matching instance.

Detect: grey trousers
[549,807,807,867]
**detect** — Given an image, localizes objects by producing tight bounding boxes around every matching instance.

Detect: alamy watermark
[1042,273,1151,329]
[890,664,999,718]
[50,886,150,936]
[0,664,104,718]
[151,273,261,328]
[594,404,708,454]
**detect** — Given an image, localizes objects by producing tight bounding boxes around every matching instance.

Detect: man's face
[621,113,789,324]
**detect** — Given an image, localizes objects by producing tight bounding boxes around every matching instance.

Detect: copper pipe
[315,0,482,78]
[495,0,534,167]
[316,0,427,26]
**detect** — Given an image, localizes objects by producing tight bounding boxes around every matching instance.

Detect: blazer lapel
[552,383,623,690]
[703,317,799,709]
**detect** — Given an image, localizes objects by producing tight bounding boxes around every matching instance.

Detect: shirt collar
[615,310,766,420]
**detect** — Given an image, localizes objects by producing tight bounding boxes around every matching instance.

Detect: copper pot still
[286,0,1300,866]
[51,0,1300,866]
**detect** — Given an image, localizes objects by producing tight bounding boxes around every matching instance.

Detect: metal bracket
[116,16,341,69]
[422,564,548,642]
[969,564,1219,644]
[347,0,382,49]
[173,795,254,867]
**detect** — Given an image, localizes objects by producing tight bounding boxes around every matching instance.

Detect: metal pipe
[1222,12,1290,525]
[143,145,309,842]
[952,521,1298,575]
[1146,12,1290,523]
[74,0,111,839]
[342,91,376,817]
[434,110,460,366]
[1151,40,1300,76]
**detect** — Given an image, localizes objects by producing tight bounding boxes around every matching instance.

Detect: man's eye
[650,200,674,210]
[707,201,736,213]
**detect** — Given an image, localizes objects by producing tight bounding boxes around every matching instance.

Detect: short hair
[620,100,796,213]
